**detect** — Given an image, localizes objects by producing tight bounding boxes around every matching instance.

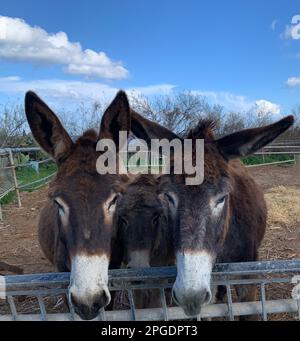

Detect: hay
[265,186,300,227]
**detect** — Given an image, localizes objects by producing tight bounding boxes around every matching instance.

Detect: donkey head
[116,174,174,268]
[131,111,294,316]
[25,90,130,320]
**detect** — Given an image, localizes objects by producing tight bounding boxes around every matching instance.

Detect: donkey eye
[108,194,120,210]
[164,192,177,208]
[216,195,227,206]
[54,199,65,215]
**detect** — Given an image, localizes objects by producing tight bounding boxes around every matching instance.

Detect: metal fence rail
[1,259,300,321]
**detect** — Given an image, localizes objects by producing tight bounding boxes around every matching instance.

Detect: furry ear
[99,90,131,149]
[214,115,294,160]
[130,109,179,145]
[25,91,73,164]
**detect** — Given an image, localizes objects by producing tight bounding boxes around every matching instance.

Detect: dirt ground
[0,163,299,319]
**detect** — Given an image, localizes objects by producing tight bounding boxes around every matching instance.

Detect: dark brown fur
[25,90,131,320]
[130,111,294,318]
[115,174,175,308]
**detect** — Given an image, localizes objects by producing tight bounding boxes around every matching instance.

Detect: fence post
[0,203,2,221]
[8,149,22,208]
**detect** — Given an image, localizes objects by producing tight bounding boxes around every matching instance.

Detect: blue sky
[0,0,300,115]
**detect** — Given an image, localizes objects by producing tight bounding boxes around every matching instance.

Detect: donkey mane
[130,174,159,187]
[74,129,98,146]
[54,129,100,178]
[187,118,216,140]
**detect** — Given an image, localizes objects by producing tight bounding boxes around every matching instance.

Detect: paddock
[0,159,299,320]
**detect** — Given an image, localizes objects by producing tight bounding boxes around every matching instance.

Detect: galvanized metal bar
[226,285,234,321]
[0,147,41,153]
[37,296,47,321]
[66,293,75,321]
[127,289,136,321]
[255,151,300,154]
[7,296,18,321]
[246,159,295,168]
[4,276,294,297]
[1,298,298,321]
[18,173,56,189]
[260,283,267,321]
[4,259,300,291]
[99,308,107,321]
[159,288,169,321]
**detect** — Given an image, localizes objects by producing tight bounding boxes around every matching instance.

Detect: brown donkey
[130,112,294,317]
[25,90,131,320]
[116,174,175,308]
[117,174,174,269]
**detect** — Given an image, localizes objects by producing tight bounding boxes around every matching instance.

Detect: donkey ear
[99,90,131,148]
[214,115,294,160]
[25,91,73,164]
[131,109,180,144]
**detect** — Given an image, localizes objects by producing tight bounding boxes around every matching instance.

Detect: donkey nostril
[94,290,110,309]
[70,293,77,307]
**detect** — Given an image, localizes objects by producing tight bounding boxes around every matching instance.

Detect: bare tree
[131,91,224,137]
[0,103,27,147]
[222,111,246,135]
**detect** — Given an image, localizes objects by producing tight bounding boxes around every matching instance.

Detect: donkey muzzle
[172,250,213,316]
[70,289,110,320]
[69,253,111,320]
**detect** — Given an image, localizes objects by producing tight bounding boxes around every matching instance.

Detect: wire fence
[0,147,56,220]
[0,259,300,321]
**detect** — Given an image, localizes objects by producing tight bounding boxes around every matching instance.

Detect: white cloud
[285,77,300,87]
[0,76,175,107]
[192,90,254,112]
[0,76,281,116]
[191,90,280,115]
[255,99,280,115]
[270,19,278,31]
[0,16,129,80]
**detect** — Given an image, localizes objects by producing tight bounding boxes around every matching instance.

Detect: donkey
[116,174,175,308]
[25,90,131,320]
[117,174,174,269]
[130,111,294,317]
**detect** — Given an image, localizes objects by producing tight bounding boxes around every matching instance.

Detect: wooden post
[0,202,2,221]
[8,149,22,208]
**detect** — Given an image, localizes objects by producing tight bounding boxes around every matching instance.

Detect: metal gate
[0,259,300,321]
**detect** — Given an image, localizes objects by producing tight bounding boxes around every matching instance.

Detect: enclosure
[0,145,300,321]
